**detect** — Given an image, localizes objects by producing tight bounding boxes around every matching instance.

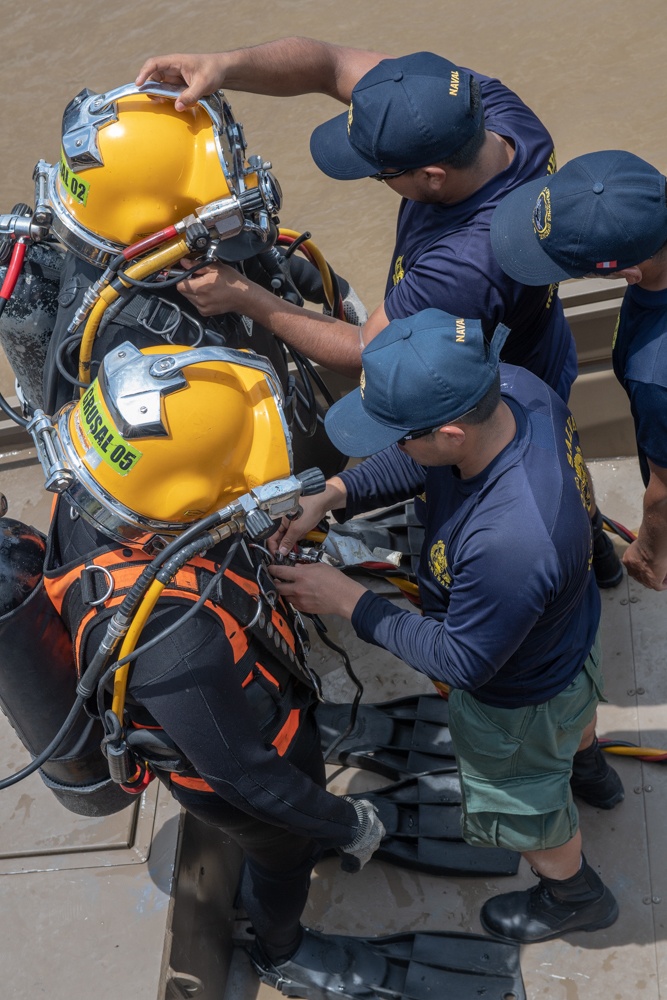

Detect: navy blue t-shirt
[338,364,600,708]
[383,72,574,396]
[612,283,667,487]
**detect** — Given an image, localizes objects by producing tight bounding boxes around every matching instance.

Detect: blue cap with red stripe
[490,150,667,285]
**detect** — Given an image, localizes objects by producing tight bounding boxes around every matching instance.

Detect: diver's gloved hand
[338,797,385,872]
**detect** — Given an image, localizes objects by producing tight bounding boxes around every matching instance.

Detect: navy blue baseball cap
[324,309,509,457]
[491,150,667,285]
[310,52,483,181]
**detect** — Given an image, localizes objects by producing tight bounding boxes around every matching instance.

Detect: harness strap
[44,541,313,774]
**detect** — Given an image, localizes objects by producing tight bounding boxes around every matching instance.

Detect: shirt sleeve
[384,250,504,329]
[627,380,667,469]
[121,605,358,847]
[338,445,427,519]
[352,515,558,691]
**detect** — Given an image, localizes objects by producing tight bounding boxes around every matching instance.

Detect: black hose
[0,694,86,790]
[308,616,364,769]
[282,231,312,260]
[0,389,29,428]
[118,258,211,291]
[55,332,88,389]
[288,349,318,437]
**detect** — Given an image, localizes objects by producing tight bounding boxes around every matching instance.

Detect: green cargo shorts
[448,632,603,853]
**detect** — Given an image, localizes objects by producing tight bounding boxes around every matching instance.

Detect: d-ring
[243,597,263,632]
[83,564,114,606]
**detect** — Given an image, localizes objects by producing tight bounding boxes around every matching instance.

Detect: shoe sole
[479,898,619,944]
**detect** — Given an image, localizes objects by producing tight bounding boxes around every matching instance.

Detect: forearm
[234,280,363,375]
[209,37,386,101]
[351,591,481,689]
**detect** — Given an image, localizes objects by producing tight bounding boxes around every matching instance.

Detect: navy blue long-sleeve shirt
[339,364,600,708]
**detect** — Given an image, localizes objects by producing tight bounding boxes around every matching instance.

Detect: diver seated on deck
[269,308,622,945]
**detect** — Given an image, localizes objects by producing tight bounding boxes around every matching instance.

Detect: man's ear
[420,165,448,192]
[436,423,466,445]
[615,265,643,285]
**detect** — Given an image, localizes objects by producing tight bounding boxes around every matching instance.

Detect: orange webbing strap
[170,774,215,793]
[45,544,306,774]
[49,546,252,676]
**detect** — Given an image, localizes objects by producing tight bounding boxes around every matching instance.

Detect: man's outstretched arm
[177,260,390,376]
[136,37,388,110]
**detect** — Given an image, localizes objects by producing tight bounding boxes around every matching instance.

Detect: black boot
[480,857,618,944]
[591,508,623,589]
[571,737,625,809]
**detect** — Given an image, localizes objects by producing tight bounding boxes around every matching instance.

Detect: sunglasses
[398,424,442,445]
[397,403,479,445]
[371,167,411,182]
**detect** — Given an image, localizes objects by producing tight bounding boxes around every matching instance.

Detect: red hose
[122,225,179,261]
[0,239,27,301]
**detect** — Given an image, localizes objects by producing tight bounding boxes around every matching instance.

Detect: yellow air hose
[278,228,335,310]
[111,578,166,719]
[78,237,191,390]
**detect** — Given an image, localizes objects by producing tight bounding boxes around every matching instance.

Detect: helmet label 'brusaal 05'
[79,382,142,475]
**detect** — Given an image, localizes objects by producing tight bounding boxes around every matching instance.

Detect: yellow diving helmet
[46,82,282,265]
[53,341,292,543]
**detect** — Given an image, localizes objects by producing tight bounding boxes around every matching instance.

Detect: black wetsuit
[47,503,357,955]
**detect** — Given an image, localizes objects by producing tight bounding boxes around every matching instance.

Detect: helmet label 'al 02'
[78,382,142,476]
[59,149,90,207]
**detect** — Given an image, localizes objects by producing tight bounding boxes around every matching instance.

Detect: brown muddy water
[0,0,666,394]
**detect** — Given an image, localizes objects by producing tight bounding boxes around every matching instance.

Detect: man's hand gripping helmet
[47,82,282,265]
[44,343,293,544]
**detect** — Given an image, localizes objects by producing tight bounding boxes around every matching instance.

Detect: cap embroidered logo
[533,188,552,239]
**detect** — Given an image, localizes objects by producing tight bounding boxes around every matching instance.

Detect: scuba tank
[0,515,131,815]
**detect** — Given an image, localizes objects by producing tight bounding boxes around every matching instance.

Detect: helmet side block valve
[183,219,210,253]
[189,197,245,240]
[27,410,75,493]
[0,211,49,243]
[244,507,278,542]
